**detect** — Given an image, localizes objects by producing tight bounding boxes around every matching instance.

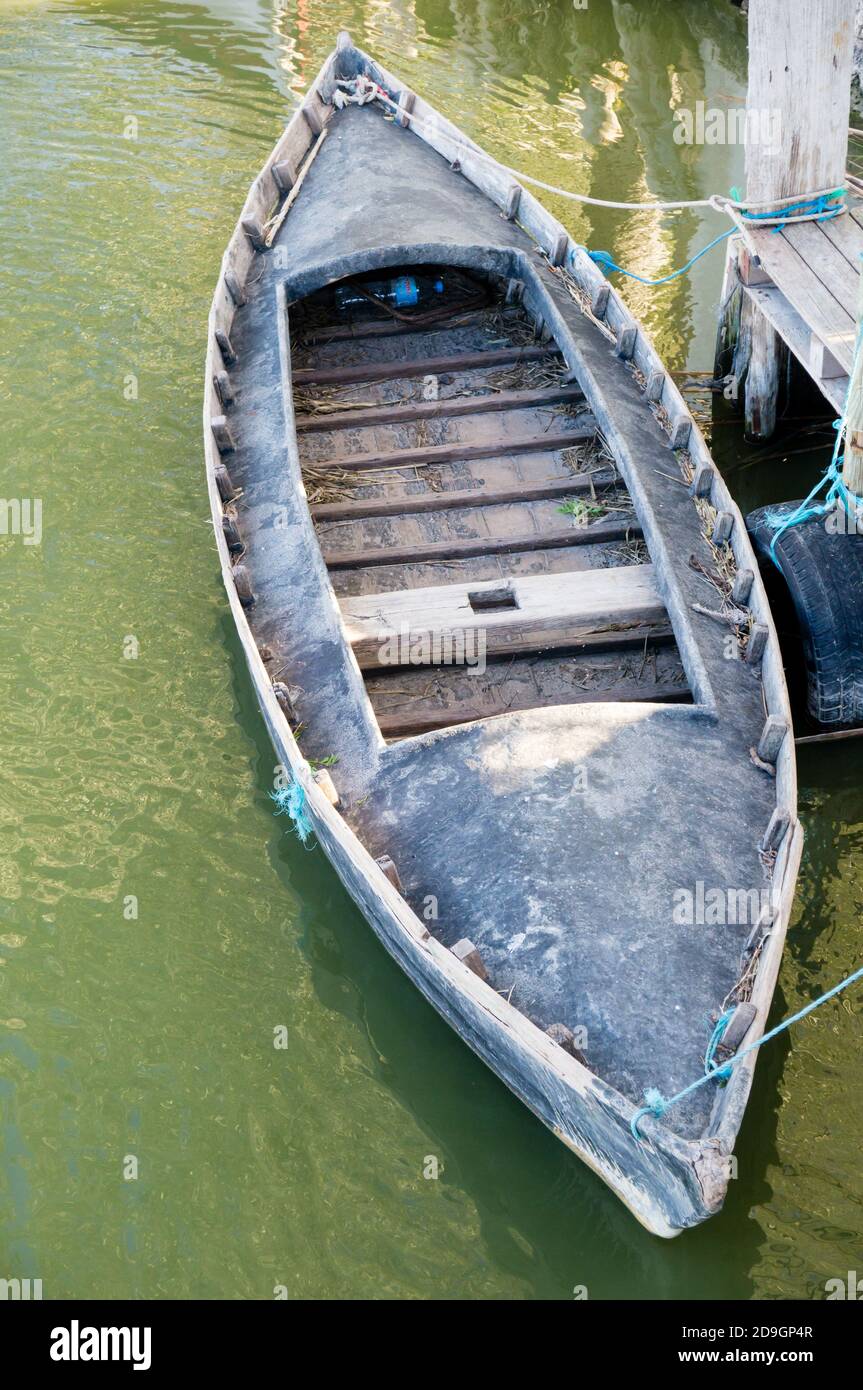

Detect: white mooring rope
[333,77,847,228]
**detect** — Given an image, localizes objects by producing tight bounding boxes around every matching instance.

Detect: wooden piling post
[736,0,855,439]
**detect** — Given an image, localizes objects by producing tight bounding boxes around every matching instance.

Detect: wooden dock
[716,0,859,437]
[738,197,862,415]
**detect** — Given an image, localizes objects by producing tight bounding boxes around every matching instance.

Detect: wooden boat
[204,33,802,1236]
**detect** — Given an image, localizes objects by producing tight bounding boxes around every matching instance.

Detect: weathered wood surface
[298,306,517,345]
[308,424,594,474]
[375,679,690,738]
[339,564,666,662]
[323,517,642,569]
[311,468,618,521]
[843,246,863,493]
[743,226,857,373]
[745,0,854,208]
[355,620,674,671]
[741,282,848,413]
[292,343,559,386]
[295,382,584,432]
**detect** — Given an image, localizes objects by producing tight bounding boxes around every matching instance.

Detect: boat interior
[288,266,690,740]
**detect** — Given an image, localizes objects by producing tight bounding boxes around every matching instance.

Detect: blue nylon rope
[574,191,844,288]
[763,296,863,568]
[271,780,315,846]
[763,432,850,571]
[739,190,845,229]
[703,1009,736,1079]
[577,228,734,286]
[631,963,863,1140]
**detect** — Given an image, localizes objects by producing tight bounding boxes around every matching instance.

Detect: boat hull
[203,35,802,1236]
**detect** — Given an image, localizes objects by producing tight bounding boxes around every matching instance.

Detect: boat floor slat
[356,620,675,671]
[292,344,562,387]
[294,383,585,433]
[323,519,642,569]
[332,547,647,597]
[295,306,523,347]
[372,678,691,738]
[308,425,595,475]
[310,469,619,521]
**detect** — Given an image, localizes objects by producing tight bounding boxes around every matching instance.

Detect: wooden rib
[310,468,618,522]
[295,383,585,433]
[292,344,561,387]
[307,425,594,475]
[374,681,690,738]
[323,519,642,570]
[297,307,520,346]
[355,621,674,671]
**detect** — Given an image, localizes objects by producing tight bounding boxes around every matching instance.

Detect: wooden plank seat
[338,564,666,668]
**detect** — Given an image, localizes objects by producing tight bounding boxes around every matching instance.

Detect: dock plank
[782,221,860,316]
[817,211,863,273]
[746,227,856,371]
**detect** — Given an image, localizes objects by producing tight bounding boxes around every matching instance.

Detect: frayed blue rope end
[631,1086,667,1141]
[271,780,314,844]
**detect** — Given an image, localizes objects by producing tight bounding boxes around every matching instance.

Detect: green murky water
[1,0,862,1300]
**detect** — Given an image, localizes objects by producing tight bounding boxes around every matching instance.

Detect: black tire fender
[747,501,863,727]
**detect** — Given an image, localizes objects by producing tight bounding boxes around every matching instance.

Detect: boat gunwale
[202,34,801,1228]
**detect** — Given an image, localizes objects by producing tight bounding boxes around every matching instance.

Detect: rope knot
[630,1087,667,1141]
[587,249,616,272]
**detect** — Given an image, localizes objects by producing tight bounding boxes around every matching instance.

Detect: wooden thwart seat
[339,563,666,667]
